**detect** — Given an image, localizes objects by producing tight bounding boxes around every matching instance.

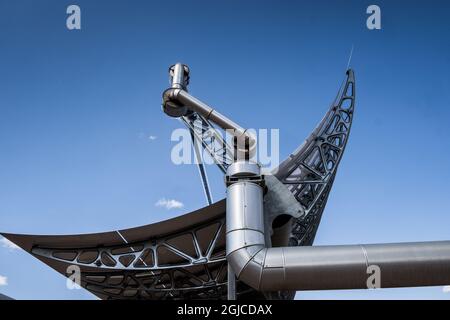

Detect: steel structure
[0,293,13,300]
[2,64,450,300]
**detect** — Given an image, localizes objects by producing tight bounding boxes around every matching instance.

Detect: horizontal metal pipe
[226,164,450,292]
[229,241,450,292]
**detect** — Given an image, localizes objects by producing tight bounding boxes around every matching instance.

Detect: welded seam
[258,248,267,290]
[232,246,264,279]
[360,244,369,268]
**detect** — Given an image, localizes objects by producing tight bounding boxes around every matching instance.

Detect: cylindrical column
[163,63,190,117]
[227,264,237,300]
[225,161,265,299]
[169,63,189,89]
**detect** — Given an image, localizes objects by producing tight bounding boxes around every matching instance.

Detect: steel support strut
[225,160,265,299]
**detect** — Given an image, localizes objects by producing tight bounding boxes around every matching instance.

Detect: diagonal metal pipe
[162,63,256,159]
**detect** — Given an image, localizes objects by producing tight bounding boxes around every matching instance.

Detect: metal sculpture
[2,64,450,300]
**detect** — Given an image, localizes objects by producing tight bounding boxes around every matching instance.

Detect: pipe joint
[162,88,190,118]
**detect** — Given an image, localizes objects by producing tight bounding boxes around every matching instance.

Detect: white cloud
[0,275,8,286]
[443,286,450,293]
[155,198,184,210]
[0,237,19,250]
[148,135,157,141]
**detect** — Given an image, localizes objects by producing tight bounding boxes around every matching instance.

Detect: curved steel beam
[275,69,356,246]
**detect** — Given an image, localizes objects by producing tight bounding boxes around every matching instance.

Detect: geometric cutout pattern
[30,219,227,300]
[275,69,355,246]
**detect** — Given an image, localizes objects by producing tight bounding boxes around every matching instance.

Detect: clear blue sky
[1,0,450,299]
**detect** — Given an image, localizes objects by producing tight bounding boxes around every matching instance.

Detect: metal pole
[227,264,237,300]
[189,127,213,205]
[169,63,189,89]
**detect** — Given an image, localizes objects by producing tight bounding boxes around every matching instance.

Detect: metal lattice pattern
[275,70,355,246]
[33,220,225,271]
[82,262,228,300]
[32,219,228,299]
[182,113,234,174]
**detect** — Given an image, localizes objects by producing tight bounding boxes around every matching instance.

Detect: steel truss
[275,70,355,246]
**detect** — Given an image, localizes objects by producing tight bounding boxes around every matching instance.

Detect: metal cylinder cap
[226,161,261,177]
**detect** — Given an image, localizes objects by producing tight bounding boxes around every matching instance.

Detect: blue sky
[1,0,450,299]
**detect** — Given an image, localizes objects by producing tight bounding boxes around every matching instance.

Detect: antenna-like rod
[189,127,213,205]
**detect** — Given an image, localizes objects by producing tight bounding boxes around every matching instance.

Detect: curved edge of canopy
[1,199,225,252]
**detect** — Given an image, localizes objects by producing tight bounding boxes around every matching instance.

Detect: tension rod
[189,125,213,205]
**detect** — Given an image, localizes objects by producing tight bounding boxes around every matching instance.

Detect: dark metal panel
[0,293,14,300]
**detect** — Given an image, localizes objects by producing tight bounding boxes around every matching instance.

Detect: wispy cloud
[443,286,450,293]
[0,275,8,286]
[137,132,157,141]
[155,198,184,210]
[0,237,19,251]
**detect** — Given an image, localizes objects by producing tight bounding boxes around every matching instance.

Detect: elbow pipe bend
[163,88,257,154]
[227,237,450,292]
